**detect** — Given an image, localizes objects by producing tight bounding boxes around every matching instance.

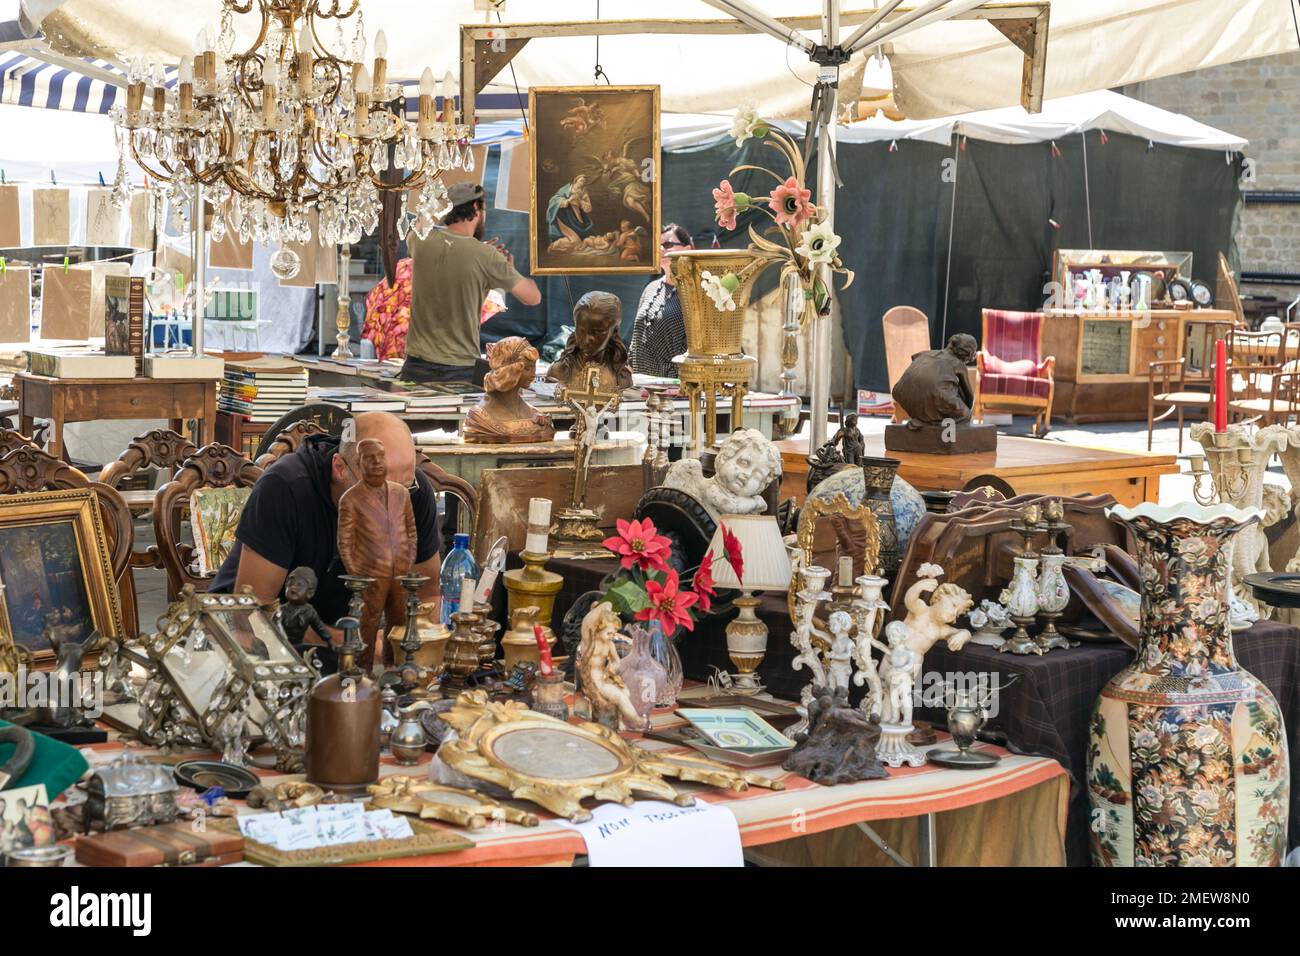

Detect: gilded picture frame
[0,488,124,666]
[528,85,661,276]
[790,493,881,623]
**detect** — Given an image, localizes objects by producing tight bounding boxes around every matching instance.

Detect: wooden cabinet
[1042,309,1235,423]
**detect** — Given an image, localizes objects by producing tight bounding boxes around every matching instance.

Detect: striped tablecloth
[79,727,1065,867]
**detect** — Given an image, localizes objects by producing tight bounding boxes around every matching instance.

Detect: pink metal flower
[769,176,814,228]
[713,179,739,230]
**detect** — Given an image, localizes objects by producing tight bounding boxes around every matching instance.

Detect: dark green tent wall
[471,130,1243,394]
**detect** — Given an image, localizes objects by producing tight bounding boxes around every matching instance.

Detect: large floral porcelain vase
[1088,502,1289,867]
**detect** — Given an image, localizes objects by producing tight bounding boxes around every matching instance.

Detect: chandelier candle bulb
[297,22,314,96]
[417,68,435,135]
[126,61,145,113]
[178,56,194,112]
[354,66,371,134]
[441,70,456,123]
[261,58,279,123]
[150,61,166,114]
[372,30,388,93]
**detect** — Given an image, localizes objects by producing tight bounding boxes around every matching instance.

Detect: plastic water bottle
[439,533,479,626]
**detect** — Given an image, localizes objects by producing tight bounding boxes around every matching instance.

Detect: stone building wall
[1123,51,1300,308]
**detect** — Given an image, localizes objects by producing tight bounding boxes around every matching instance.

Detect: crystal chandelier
[110,0,471,276]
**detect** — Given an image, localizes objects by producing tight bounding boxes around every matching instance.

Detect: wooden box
[75,821,244,867]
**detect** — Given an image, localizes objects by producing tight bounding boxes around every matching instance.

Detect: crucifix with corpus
[559,365,621,513]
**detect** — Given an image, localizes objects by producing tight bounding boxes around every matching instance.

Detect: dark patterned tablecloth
[545,557,1300,867]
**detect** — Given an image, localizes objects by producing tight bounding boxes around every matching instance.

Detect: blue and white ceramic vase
[1088,503,1290,867]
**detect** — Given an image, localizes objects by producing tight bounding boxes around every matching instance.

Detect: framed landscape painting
[529,85,660,276]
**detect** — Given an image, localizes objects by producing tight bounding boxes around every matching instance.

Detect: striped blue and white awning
[0,51,126,113]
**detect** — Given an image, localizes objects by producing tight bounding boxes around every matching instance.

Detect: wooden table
[777,433,1178,506]
[16,373,218,460]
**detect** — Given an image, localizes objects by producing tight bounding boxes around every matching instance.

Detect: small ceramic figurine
[576,601,646,731]
[463,336,556,444]
[663,428,783,522]
[337,438,418,669]
[879,625,920,727]
[546,291,633,395]
[279,567,330,652]
[826,610,855,694]
[967,598,1013,647]
[891,333,978,427]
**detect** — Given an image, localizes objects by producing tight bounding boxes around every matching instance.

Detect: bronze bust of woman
[546,290,634,395]
[463,336,556,444]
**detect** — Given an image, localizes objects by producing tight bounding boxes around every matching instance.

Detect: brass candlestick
[473,602,501,670]
[504,550,564,633]
[999,504,1044,656]
[340,574,375,621]
[1035,499,1075,653]
[440,606,484,696]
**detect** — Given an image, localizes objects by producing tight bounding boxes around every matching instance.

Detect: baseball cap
[447,182,485,206]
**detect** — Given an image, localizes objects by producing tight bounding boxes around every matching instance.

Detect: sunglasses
[661,240,688,249]
[341,454,420,495]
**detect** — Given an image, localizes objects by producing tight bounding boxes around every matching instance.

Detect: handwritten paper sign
[556,800,742,867]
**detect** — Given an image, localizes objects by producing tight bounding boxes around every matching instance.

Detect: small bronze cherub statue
[807,411,865,492]
[279,567,330,653]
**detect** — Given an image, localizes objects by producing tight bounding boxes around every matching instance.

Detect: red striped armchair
[974,309,1056,437]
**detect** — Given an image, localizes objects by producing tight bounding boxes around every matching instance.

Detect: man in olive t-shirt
[402,182,542,384]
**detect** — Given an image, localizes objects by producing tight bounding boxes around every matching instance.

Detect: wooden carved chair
[99,428,200,614]
[0,427,39,458]
[0,446,137,637]
[974,309,1056,437]
[882,306,932,423]
[153,444,263,599]
[254,420,328,468]
[418,455,478,543]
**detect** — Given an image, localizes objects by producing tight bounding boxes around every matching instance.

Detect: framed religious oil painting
[0,489,123,666]
[529,85,660,276]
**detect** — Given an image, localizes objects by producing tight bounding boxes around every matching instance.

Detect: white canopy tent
[10,0,1293,441]
[13,0,1299,119]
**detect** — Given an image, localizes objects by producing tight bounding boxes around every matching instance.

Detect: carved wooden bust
[463,336,557,444]
[546,290,633,395]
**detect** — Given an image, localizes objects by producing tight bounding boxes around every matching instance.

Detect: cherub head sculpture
[715,428,783,500]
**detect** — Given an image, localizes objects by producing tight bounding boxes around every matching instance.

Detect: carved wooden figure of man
[337,438,418,668]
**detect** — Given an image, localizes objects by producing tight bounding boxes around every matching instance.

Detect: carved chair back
[254,420,328,469]
[418,455,478,541]
[0,445,138,635]
[153,444,263,598]
[100,428,198,489]
[0,427,40,458]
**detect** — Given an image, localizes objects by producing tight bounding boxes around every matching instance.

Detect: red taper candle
[534,624,553,676]
[1214,338,1227,432]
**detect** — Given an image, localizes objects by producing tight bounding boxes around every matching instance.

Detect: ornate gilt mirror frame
[367,775,541,830]
[790,492,881,621]
[437,692,783,822]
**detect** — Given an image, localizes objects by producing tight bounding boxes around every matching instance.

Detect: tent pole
[191,182,205,357]
[809,0,838,449]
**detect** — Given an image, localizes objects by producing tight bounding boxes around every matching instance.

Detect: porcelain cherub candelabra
[873,565,973,768]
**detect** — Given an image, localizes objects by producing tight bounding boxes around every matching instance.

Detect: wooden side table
[16,373,218,460]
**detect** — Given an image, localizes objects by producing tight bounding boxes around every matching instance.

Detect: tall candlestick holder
[1034,499,1075,652]
[1186,431,1253,506]
[999,504,1043,656]
[504,550,564,644]
[340,574,375,621]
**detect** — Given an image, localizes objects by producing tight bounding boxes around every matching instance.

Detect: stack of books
[219,356,309,423]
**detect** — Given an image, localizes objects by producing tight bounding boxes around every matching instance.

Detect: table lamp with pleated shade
[706,514,792,695]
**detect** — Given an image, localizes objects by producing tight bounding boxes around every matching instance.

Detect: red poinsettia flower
[769,176,814,229]
[602,517,673,573]
[720,522,744,586]
[693,550,717,613]
[636,569,699,635]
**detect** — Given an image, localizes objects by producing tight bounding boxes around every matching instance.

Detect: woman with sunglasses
[628,223,694,378]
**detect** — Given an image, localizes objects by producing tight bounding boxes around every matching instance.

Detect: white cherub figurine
[662,428,782,521]
[876,565,974,718]
[826,610,855,694]
[880,622,920,726]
